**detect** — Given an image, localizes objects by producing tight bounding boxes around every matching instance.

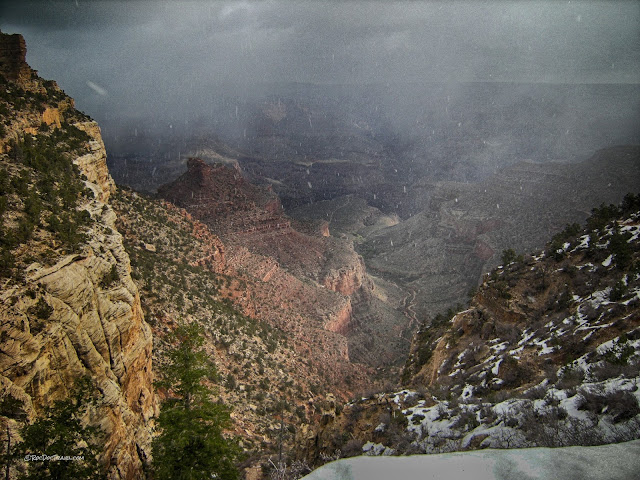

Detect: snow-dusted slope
[302,440,640,480]
[299,202,640,471]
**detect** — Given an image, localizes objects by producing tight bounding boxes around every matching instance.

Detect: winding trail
[400,286,419,335]
[326,195,353,227]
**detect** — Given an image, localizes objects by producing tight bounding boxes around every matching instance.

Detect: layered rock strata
[0,33,156,479]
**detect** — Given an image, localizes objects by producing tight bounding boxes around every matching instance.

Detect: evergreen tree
[501,248,517,266]
[153,322,240,480]
[12,376,105,480]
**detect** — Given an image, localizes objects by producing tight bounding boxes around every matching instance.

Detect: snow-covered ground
[302,440,640,480]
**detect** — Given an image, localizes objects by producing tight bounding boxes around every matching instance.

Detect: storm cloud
[1,1,638,118]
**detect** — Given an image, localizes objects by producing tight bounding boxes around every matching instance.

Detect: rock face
[75,121,117,203]
[405,202,640,396]
[321,259,366,297]
[158,157,289,236]
[0,32,78,154]
[0,31,32,83]
[157,159,371,390]
[0,36,156,479]
[1,179,156,480]
[0,160,156,480]
[158,157,365,300]
[11,210,157,478]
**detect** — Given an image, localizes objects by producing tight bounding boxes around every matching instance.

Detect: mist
[2,1,639,195]
[3,1,638,109]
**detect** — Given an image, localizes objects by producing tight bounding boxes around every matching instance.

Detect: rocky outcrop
[75,121,117,203]
[323,298,353,336]
[405,204,640,398]
[158,158,287,236]
[1,187,156,480]
[222,244,357,376]
[321,258,366,296]
[0,32,79,153]
[0,31,33,83]
[1,155,156,480]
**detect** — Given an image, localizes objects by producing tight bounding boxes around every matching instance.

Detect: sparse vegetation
[0,126,95,279]
[111,187,325,464]
[391,195,640,460]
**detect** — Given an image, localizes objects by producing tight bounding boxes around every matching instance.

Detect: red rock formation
[323,298,353,336]
[158,158,288,236]
[158,158,366,298]
[157,159,378,394]
[321,259,366,296]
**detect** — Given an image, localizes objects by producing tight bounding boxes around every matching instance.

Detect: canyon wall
[0,32,156,479]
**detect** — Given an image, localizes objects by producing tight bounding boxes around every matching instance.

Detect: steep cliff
[111,187,385,478]
[157,160,372,391]
[0,32,156,479]
[405,197,640,396]
[0,31,33,84]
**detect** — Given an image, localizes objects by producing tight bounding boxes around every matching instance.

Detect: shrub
[620,193,640,215]
[577,388,640,423]
[609,230,632,269]
[556,365,585,390]
[521,384,547,400]
[499,356,533,388]
[501,248,517,266]
[342,439,364,458]
[587,203,620,232]
[451,409,479,431]
[27,297,53,320]
[589,356,639,382]
[601,338,634,366]
[100,264,120,288]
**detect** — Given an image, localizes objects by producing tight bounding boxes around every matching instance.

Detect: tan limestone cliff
[0,168,156,480]
[74,121,117,203]
[0,54,157,477]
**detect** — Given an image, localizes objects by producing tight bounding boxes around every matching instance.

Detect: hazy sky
[1,1,639,118]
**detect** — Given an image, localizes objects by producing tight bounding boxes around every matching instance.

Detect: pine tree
[153,322,240,480]
[12,376,105,480]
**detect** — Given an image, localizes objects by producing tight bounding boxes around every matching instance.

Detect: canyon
[157,157,408,374]
[301,199,640,464]
[105,79,640,334]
